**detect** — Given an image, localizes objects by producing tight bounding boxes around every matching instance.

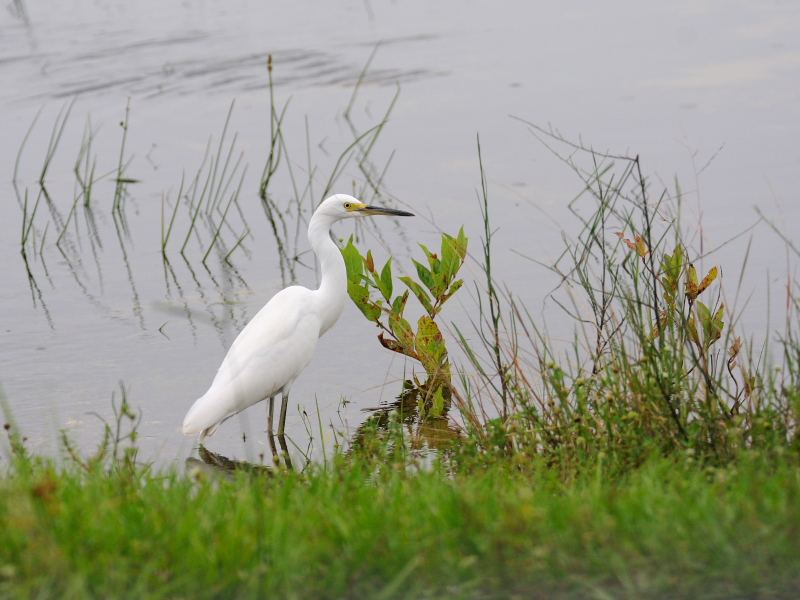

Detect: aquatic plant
[342,228,468,417]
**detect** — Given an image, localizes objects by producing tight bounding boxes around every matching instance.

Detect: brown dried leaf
[614,232,649,258]
[378,332,418,360]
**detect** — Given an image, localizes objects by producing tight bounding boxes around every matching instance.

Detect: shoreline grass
[446,128,800,474]
[0,448,798,599]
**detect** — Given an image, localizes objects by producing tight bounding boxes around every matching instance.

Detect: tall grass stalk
[203,165,248,265]
[20,189,42,252]
[13,105,43,207]
[39,98,76,188]
[476,135,509,415]
[223,227,250,263]
[161,172,185,252]
[112,98,132,213]
[55,189,82,249]
[74,115,100,208]
[174,105,247,262]
[259,55,284,199]
[344,43,380,120]
[181,147,216,256]
[207,100,236,212]
[318,122,386,204]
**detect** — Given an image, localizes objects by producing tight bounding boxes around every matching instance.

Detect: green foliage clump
[341,228,467,417]
[448,138,800,474]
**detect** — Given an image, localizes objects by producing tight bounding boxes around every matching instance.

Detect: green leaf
[389,314,415,353]
[686,314,700,346]
[416,316,445,357]
[441,279,463,304]
[429,385,445,418]
[709,303,725,345]
[440,234,460,279]
[416,316,448,378]
[399,276,434,314]
[661,244,684,286]
[669,245,683,280]
[659,277,677,309]
[379,257,393,302]
[363,274,379,290]
[430,272,447,299]
[697,300,712,329]
[347,281,381,321]
[696,301,724,349]
[412,259,435,292]
[661,254,672,279]
[713,304,725,331]
[686,264,699,301]
[391,290,409,317]
[456,226,468,259]
[340,236,363,283]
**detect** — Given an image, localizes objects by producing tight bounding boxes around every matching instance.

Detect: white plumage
[182,194,413,443]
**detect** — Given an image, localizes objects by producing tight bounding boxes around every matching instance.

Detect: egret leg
[277,392,293,471]
[277,432,293,471]
[267,396,277,458]
[278,392,289,437]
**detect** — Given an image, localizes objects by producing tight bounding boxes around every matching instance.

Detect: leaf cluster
[650,245,725,354]
[341,229,468,415]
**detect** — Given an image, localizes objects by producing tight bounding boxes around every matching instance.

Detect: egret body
[182,194,413,447]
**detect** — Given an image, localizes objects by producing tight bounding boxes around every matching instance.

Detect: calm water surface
[1,0,798,465]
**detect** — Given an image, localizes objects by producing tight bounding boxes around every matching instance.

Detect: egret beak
[357,205,414,217]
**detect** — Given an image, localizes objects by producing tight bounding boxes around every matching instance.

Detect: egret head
[319,194,414,220]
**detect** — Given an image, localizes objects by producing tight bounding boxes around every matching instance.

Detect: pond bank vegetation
[4,65,800,597]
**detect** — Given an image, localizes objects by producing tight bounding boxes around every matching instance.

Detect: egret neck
[307,208,347,337]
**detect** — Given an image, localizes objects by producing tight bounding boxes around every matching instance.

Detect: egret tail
[182,389,240,441]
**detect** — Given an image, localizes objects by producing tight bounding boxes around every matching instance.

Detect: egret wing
[182,287,321,436]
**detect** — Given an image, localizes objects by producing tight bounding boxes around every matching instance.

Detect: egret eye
[344,202,352,209]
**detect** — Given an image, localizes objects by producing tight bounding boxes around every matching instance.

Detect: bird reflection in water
[187,379,461,477]
[186,445,275,479]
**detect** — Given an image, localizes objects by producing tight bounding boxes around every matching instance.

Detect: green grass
[1,449,799,600]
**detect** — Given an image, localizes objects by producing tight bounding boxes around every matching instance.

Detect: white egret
[182,194,413,449]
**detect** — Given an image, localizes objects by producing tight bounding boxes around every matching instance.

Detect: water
[2,0,798,466]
